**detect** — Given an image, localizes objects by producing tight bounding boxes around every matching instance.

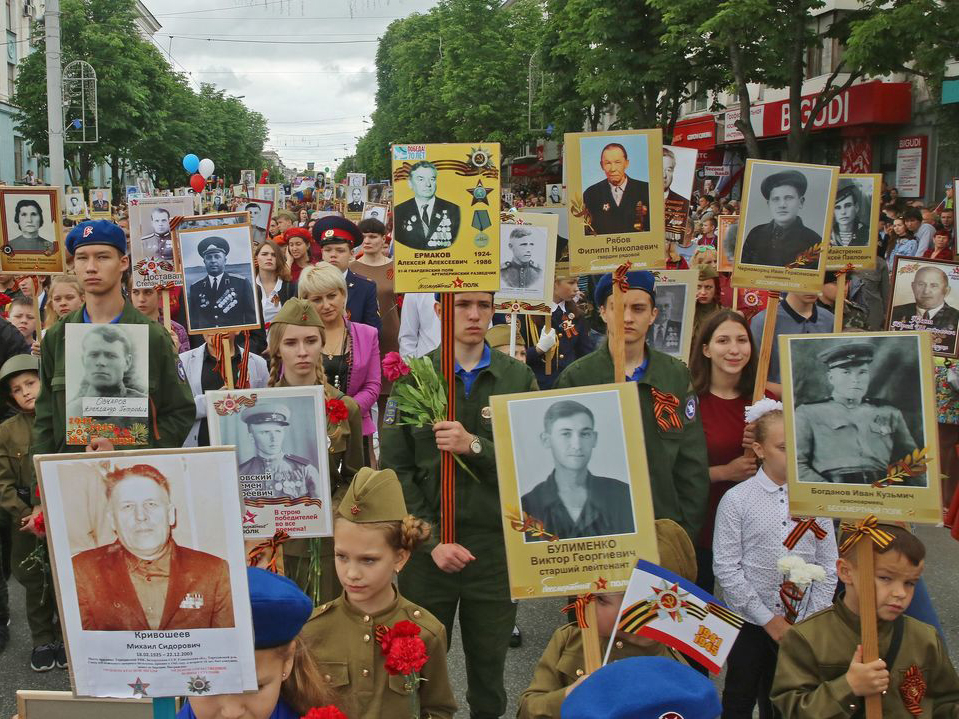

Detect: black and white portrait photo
[367,183,387,204]
[579,135,651,235]
[129,195,195,268]
[347,172,366,188]
[362,202,388,223]
[887,257,959,356]
[393,160,462,251]
[65,190,87,219]
[255,184,277,204]
[648,284,686,356]
[787,335,926,486]
[241,169,255,188]
[1,189,57,254]
[739,160,837,269]
[178,224,261,333]
[510,392,636,541]
[238,198,272,247]
[499,224,547,297]
[546,184,565,207]
[64,324,149,445]
[347,186,367,212]
[34,449,257,697]
[207,386,332,539]
[829,177,874,247]
[178,212,249,231]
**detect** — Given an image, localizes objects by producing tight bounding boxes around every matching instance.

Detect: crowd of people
[0,175,957,719]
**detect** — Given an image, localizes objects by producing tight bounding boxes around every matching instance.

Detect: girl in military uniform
[265,298,363,604]
[302,467,457,719]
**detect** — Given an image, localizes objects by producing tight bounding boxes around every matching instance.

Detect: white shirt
[207,274,222,291]
[417,197,436,226]
[609,180,626,206]
[918,302,945,320]
[712,467,838,627]
[398,292,441,357]
[255,276,284,325]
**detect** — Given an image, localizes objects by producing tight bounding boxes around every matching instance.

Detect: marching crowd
[0,178,957,719]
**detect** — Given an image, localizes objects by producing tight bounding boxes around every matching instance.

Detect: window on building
[805,11,849,79]
[14,137,24,182]
[7,62,15,97]
[688,80,708,113]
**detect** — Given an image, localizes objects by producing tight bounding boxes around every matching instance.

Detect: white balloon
[198,158,215,179]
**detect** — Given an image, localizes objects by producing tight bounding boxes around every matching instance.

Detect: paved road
[2,525,956,717]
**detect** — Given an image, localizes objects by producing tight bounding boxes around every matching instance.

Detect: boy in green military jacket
[0,355,63,671]
[32,220,195,455]
[554,271,709,540]
[772,524,959,718]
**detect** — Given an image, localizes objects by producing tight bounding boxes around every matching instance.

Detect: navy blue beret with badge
[561,657,721,719]
[312,215,362,248]
[594,270,656,309]
[65,220,127,256]
[247,567,313,649]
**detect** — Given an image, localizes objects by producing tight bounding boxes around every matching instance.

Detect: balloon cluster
[182,154,216,193]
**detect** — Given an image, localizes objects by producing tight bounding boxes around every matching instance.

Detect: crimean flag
[608,559,744,674]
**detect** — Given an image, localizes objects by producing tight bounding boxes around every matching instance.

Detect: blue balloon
[182,154,199,173]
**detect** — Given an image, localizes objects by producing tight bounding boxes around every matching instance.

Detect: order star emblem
[467,179,491,206]
[242,510,256,524]
[452,277,464,288]
[129,677,150,696]
[594,577,608,590]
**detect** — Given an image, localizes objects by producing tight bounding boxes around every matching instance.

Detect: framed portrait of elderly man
[0,186,64,274]
[825,174,880,270]
[207,386,332,539]
[494,212,559,315]
[647,269,697,361]
[886,256,959,357]
[732,159,838,292]
[178,223,261,334]
[391,143,501,292]
[780,332,942,524]
[490,383,658,600]
[662,145,697,243]
[64,324,150,446]
[564,129,666,274]
[34,447,257,698]
[88,188,112,219]
[128,195,195,290]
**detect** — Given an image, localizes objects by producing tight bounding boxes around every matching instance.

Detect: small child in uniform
[517,518,696,719]
[772,524,959,717]
[302,467,457,719]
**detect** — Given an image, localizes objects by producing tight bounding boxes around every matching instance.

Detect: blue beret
[65,220,126,256]
[594,270,656,308]
[312,215,362,248]
[561,657,721,719]
[247,567,313,649]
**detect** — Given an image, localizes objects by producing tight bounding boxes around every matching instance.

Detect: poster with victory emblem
[129,195,195,289]
[206,386,333,540]
[390,143,501,293]
[0,186,65,274]
[494,211,559,315]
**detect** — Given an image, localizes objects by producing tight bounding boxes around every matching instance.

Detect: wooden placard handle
[612,282,626,380]
[752,292,781,403]
[161,288,172,332]
[222,335,235,390]
[857,538,883,719]
[581,600,602,674]
[834,273,847,333]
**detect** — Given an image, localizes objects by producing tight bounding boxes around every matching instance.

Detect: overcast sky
[140,0,440,175]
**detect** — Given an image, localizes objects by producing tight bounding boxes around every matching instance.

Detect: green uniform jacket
[553,342,709,539]
[32,302,196,454]
[302,590,457,719]
[772,599,959,718]
[517,623,686,719]
[0,411,36,521]
[379,346,538,551]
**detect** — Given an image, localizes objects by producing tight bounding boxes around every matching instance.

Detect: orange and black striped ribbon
[838,514,895,555]
[561,593,595,629]
[783,516,827,550]
[779,580,805,624]
[612,261,633,293]
[246,530,291,573]
[440,293,457,544]
[650,388,683,432]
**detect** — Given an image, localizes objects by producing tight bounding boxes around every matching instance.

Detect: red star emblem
[242,510,256,524]
[351,504,360,515]
[452,277,464,288]
[594,577,608,590]
[128,677,150,696]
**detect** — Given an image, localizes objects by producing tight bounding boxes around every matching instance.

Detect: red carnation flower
[382,352,411,382]
[326,398,349,425]
[32,511,45,537]
[379,620,429,676]
[300,707,348,719]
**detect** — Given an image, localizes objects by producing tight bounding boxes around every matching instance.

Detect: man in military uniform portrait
[72,463,235,630]
[66,324,147,423]
[187,235,258,331]
[795,342,920,485]
[582,142,650,236]
[347,187,365,212]
[245,201,268,247]
[889,265,959,355]
[520,399,634,540]
[237,402,319,499]
[91,190,110,212]
[5,198,55,253]
[139,207,175,261]
[829,181,871,247]
[740,169,823,268]
[500,226,544,293]
[393,160,461,251]
[647,289,682,354]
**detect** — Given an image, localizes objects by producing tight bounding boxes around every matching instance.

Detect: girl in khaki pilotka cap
[301,467,457,719]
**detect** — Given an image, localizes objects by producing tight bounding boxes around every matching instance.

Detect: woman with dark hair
[296,207,310,228]
[688,310,760,594]
[255,238,297,329]
[283,227,313,284]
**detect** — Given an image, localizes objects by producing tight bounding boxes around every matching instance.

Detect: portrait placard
[65,324,150,446]
[825,173,880,270]
[494,212,558,315]
[717,214,738,273]
[129,196,195,289]
[361,202,389,223]
[125,185,140,201]
[65,190,87,220]
[647,269,697,361]
[88,188,112,219]
[347,172,366,188]
[732,159,838,292]
[346,185,368,213]
[178,223,261,334]
[662,144,697,243]
[780,331,941,523]
[564,129,665,274]
[235,197,273,248]
[0,186,65,274]
[240,170,255,189]
[545,184,565,207]
[35,448,257,698]
[366,182,388,204]
[391,142,501,293]
[491,383,658,599]
[886,256,959,357]
[207,386,332,539]
[254,184,281,206]
[177,211,251,232]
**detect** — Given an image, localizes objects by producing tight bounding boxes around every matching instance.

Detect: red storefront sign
[672,116,717,150]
